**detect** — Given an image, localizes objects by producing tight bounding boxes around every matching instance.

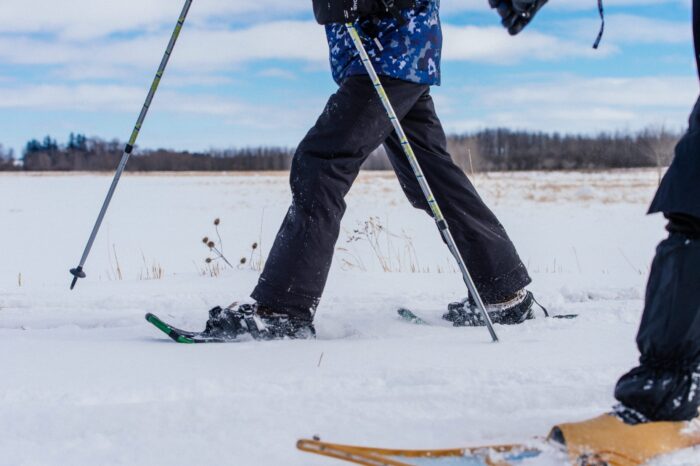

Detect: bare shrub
[339,216,455,274]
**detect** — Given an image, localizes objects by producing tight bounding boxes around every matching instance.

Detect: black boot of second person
[443,290,545,327]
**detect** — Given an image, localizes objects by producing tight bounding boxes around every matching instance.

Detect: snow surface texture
[1,170,697,465]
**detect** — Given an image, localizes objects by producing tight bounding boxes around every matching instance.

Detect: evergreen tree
[42,135,58,152]
[25,139,42,154]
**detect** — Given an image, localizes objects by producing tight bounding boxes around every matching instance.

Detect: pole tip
[69,266,86,290]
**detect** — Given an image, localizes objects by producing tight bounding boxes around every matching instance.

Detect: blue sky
[0,0,698,156]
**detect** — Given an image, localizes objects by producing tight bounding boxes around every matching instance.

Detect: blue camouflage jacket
[325,0,442,86]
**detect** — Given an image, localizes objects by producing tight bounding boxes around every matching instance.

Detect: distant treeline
[0,144,17,171]
[17,135,294,172]
[1,128,680,173]
[447,128,679,172]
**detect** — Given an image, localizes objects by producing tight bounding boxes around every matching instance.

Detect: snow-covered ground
[0,170,695,465]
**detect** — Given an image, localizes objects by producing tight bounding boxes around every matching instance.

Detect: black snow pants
[614,220,700,422]
[251,75,531,320]
[614,95,700,422]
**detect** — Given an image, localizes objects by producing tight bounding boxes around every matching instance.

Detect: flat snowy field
[1,170,695,465]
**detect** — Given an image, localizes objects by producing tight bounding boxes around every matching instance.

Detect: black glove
[489,0,548,35]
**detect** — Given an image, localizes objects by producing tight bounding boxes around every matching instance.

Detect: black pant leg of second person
[383,91,531,303]
[615,221,700,422]
[618,89,700,422]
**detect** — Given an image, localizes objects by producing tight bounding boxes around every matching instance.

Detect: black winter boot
[443,290,546,327]
[202,305,252,340]
[612,403,652,426]
[256,305,316,340]
[202,303,315,341]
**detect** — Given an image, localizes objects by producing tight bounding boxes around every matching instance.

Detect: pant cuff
[251,279,319,321]
[477,263,532,304]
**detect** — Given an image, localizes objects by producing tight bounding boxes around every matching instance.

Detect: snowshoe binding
[147,303,315,343]
[443,290,547,327]
[202,303,316,341]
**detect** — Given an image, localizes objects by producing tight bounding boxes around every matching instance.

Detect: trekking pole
[69,0,194,290]
[346,24,499,342]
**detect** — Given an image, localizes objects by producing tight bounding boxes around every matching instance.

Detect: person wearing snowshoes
[202,0,545,341]
[507,0,700,462]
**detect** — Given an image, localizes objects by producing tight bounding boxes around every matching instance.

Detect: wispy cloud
[5,74,695,137]
[0,83,324,132]
[0,0,311,39]
[443,75,699,134]
[0,22,328,71]
[442,25,612,63]
[0,21,607,79]
[475,75,698,108]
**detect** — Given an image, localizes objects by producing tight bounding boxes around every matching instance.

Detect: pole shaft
[346,24,499,342]
[71,0,193,285]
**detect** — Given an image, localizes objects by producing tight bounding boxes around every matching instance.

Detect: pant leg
[251,76,428,318]
[382,91,531,303]
[614,217,700,422]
